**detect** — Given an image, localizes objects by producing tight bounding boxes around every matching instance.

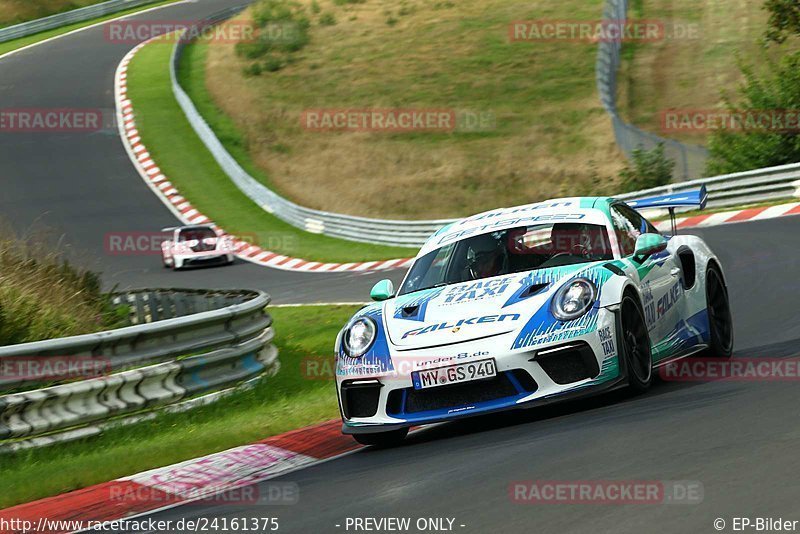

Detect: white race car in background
[161,225,235,270]
[335,187,734,446]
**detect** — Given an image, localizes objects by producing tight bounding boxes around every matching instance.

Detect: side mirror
[633,233,668,260]
[370,279,395,302]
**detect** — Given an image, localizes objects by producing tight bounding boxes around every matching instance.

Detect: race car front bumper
[339,307,628,434]
[175,253,233,268]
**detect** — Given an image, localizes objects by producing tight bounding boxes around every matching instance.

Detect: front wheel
[703,266,733,358]
[620,294,653,394]
[352,428,408,448]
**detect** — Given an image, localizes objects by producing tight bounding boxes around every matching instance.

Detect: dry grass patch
[201,0,624,219]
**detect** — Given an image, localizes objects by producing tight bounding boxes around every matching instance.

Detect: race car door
[610,203,684,359]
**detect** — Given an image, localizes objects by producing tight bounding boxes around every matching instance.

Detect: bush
[236,0,311,71]
[619,143,674,192]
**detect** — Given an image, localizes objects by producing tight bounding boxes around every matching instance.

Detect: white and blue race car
[335,189,733,446]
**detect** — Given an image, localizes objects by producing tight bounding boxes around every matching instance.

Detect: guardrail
[167,8,800,249]
[0,288,278,451]
[0,0,163,44]
[596,0,709,180]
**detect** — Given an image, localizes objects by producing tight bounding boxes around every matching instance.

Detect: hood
[385,264,594,349]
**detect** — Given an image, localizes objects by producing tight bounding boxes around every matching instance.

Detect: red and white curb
[0,420,362,534]
[115,40,413,273]
[652,202,800,232]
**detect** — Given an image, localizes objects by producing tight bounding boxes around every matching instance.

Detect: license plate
[412,359,497,390]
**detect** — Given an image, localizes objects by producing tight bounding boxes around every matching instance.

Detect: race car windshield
[398,223,613,296]
[178,228,216,242]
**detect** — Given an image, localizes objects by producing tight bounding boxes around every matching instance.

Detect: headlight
[342,317,377,358]
[551,278,597,321]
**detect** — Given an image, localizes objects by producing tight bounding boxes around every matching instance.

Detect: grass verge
[0,304,356,509]
[126,37,414,263]
[0,0,184,57]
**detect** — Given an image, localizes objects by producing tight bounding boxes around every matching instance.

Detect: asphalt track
[0,0,405,304]
[3,0,800,532]
[138,216,800,533]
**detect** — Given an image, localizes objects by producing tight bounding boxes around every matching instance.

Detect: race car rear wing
[625,185,708,211]
[625,185,708,235]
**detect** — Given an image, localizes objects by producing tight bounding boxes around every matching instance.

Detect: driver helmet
[466,234,505,279]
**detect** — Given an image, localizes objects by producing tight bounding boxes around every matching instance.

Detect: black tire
[620,294,653,394]
[703,265,733,358]
[353,428,408,447]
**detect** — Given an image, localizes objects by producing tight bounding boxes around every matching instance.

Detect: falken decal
[656,280,682,319]
[401,314,521,339]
